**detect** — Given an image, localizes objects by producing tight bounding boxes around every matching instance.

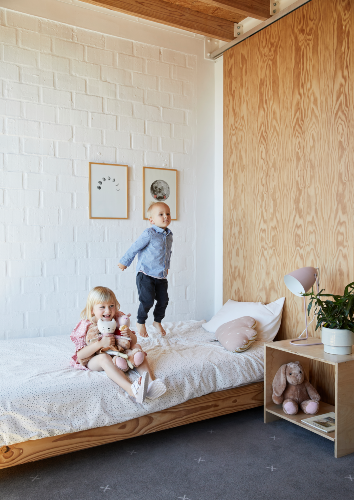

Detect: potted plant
[303,282,354,355]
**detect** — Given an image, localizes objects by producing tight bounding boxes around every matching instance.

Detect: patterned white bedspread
[0,321,264,446]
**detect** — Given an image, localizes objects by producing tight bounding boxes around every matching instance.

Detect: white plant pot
[321,327,354,355]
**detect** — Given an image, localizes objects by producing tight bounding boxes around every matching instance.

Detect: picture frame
[143,167,178,220]
[89,162,128,219]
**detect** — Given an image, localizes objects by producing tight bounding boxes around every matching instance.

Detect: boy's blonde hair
[147,201,170,218]
[81,286,120,320]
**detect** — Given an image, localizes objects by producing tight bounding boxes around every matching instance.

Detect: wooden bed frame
[0,381,263,469]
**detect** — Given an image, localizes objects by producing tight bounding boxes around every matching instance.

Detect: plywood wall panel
[224,0,354,342]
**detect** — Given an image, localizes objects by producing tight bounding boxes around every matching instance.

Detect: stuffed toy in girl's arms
[84,315,144,371]
[114,314,132,350]
[272,361,321,415]
[86,317,123,353]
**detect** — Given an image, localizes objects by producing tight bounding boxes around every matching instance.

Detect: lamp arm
[290,266,323,346]
[315,267,320,295]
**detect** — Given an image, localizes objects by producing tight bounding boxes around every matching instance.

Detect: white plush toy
[96,317,130,362]
[97,318,117,335]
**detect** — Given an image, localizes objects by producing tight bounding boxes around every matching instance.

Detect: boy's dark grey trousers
[136,272,169,324]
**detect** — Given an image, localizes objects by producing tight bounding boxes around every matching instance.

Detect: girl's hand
[100,335,115,348]
[118,263,127,271]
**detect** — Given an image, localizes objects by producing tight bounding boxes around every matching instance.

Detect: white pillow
[203,297,285,342]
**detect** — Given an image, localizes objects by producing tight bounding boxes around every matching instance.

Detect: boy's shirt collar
[151,224,172,235]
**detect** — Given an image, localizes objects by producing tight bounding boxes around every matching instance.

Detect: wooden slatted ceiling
[79,0,270,41]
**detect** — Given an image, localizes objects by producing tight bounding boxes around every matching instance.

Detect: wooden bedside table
[264,339,354,458]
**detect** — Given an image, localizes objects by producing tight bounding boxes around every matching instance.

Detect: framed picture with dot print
[143,166,178,220]
[89,162,128,219]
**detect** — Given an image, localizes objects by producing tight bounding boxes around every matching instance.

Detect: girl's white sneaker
[131,371,149,403]
[146,378,166,400]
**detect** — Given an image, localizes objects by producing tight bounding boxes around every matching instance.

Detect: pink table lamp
[284,267,322,346]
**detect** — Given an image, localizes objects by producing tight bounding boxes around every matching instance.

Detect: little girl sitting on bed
[70,286,166,403]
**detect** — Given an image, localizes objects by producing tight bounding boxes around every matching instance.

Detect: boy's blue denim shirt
[120,225,173,279]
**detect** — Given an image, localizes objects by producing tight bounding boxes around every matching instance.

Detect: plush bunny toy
[115,314,132,350]
[272,361,321,415]
[118,314,131,329]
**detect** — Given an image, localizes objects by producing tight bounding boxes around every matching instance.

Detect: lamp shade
[284,267,317,297]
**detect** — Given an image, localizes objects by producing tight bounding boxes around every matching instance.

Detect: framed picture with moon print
[89,163,128,219]
[143,166,178,220]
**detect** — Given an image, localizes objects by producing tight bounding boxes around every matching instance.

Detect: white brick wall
[0,7,198,339]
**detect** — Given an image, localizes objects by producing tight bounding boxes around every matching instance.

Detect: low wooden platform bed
[0,383,264,469]
[0,321,265,469]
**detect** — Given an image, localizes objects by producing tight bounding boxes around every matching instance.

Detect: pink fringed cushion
[216,316,257,353]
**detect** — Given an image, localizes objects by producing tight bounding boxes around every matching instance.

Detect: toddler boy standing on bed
[118,202,173,338]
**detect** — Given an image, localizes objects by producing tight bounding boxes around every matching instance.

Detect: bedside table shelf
[264,339,354,457]
[266,402,335,441]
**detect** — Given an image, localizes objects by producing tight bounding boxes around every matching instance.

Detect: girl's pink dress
[70,319,92,370]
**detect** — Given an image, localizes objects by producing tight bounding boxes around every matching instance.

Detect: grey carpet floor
[1,406,354,500]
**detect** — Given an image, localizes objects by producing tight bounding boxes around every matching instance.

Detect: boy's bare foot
[136,323,148,338]
[153,321,166,337]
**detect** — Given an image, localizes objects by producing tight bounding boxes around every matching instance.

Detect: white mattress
[0,320,264,446]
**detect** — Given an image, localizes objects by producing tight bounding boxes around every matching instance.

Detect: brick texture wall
[0,8,198,339]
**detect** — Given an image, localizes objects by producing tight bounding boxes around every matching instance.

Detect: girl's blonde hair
[81,286,120,320]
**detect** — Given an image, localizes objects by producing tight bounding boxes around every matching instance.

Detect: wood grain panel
[79,0,235,41]
[224,0,354,399]
[309,359,335,405]
[336,361,354,457]
[0,383,263,469]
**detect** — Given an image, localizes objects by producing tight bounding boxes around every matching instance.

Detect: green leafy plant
[303,282,354,331]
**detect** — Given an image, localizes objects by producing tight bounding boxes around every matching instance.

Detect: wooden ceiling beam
[202,0,269,21]
[79,0,235,41]
[163,1,269,21]
[156,0,244,23]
